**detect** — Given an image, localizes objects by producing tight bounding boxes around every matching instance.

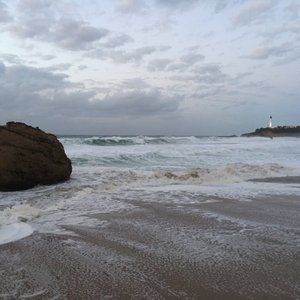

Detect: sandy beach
[0,177,299,299]
[1,0,300,297]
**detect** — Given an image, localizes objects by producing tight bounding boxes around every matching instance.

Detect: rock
[260,129,273,138]
[17,216,28,223]
[0,122,72,191]
[242,126,300,137]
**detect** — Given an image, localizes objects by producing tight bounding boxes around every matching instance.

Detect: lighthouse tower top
[269,116,273,128]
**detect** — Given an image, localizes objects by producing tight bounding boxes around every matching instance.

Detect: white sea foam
[0,204,41,244]
[0,223,33,245]
[0,203,41,224]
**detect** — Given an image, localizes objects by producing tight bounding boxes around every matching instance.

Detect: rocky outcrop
[242,126,300,138]
[0,122,72,191]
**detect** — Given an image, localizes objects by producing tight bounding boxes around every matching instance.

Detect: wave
[47,163,298,198]
[85,137,136,146]
[149,163,294,184]
[73,163,297,189]
[61,135,215,147]
[84,136,179,146]
[86,152,169,167]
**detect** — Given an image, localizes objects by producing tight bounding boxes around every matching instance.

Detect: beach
[2,0,300,298]
[1,177,299,299]
[0,136,300,299]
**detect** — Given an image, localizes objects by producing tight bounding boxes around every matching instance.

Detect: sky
[0,0,299,135]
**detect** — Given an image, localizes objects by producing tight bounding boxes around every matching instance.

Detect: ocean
[1,135,300,299]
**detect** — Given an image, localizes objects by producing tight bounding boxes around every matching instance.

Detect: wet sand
[0,178,300,299]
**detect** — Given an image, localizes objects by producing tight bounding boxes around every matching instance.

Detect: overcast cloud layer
[0,0,299,135]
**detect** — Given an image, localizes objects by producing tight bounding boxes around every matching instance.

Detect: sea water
[1,135,300,244]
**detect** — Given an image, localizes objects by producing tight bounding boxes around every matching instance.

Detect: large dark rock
[0,122,72,191]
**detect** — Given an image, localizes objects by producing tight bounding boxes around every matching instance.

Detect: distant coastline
[242,126,300,137]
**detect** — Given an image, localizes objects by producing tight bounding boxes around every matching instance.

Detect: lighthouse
[269,116,272,128]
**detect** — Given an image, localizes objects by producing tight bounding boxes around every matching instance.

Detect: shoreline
[1,188,299,299]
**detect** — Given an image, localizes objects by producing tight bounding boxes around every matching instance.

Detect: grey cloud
[284,2,300,20]
[168,63,227,85]
[11,17,109,50]
[98,90,181,116]
[191,86,228,100]
[116,0,148,14]
[0,64,70,92]
[100,33,134,48]
[232,71,253,82]
[9,1,110,51]
[0,62,181,127]
[192,64,227,83]
[187,45,200,52]
[135,46,157,56]
[48,88,181,121]
[0,62,77,121]
[157,45,172,52]
[289,22,300,34]
[46,63,72,72]
[214,0,228,13]
[0,0,12,23]
[40,55,56,61]
[273,49,300,65]
[115,0,241,14]
[17,0,53,12]
[260,22,300,41]
[0,61,5,74]
[180,53,205,65]
[245,44,293,60]
[11,0,53,39]
[0,53,24,64]
[213,0,251,13]
[92,45,170,65]
[166,63,189,72]
[78,65,87,70]
[52,19,109,50]
[118,78,151,89]
[147,52,204,73]
[147,58,172,71]
[239,80,270,90]
[10,17,50,39]
[111,46,156,63]
[170,74,219,85]
[91,46,159,64]
[156,0,199,10]
[156,0,238,12]
[233,0,276,26]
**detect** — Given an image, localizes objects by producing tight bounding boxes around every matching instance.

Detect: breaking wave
[149,163,295,185]
[62,135,206,147]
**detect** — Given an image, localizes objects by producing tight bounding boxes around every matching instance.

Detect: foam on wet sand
[0,177,299,299]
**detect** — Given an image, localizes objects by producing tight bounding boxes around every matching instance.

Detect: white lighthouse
[269,116,273,128]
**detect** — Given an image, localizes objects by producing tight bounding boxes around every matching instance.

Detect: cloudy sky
[0,0,299,135]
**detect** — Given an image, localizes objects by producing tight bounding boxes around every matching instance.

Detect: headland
[242,126,300,137]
